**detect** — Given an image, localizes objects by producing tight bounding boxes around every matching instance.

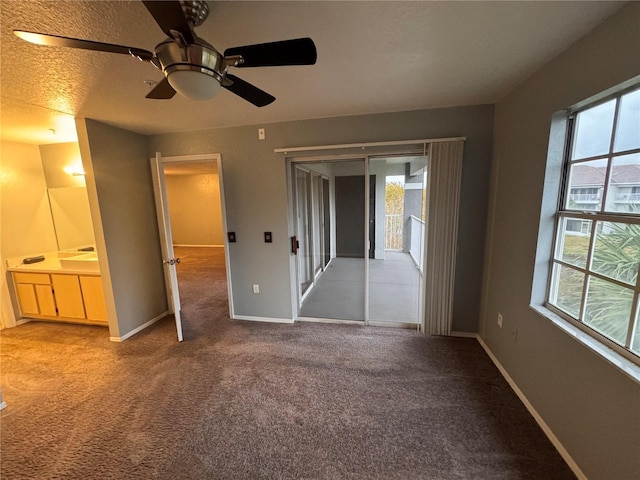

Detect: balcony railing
[408,215,425,273]
[569,193,600,203]
[615,193,640,203]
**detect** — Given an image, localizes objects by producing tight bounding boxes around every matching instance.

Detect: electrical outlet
[258,128,265,140]
[497,313,503,328]
[252,284,260,294]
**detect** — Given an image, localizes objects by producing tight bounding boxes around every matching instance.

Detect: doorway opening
[290,155,427,327]
[151,154,233,341]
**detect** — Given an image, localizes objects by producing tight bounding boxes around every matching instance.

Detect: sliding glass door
[295,168,314,299]
[368,156,427,326]
[294,160,366,321]
[292,155,427,326]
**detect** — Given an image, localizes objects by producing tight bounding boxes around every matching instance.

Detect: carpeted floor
[0,247,576,479]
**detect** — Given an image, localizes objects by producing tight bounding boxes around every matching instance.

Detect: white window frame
[545,83,640,366]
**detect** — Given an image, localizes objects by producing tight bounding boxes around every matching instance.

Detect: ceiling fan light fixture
[167,69,221,100]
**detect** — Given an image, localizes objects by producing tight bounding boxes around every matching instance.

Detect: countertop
[6,252,100,275]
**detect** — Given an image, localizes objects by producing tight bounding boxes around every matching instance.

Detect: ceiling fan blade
[13,30,154,60]
[145,77,176,99]
[223,74,275,107]
[224,38,317,68]
[142,1,194,45]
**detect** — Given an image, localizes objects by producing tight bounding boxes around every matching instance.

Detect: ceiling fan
[13,0,317,106]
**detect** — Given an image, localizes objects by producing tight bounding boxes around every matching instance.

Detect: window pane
[614,88,640,152]
[555,217,592,268]
[566,159,606,210]
[591,221,640,285]
[550,263,584,318]
[584,276,633,345]
[604,153,640,213]
[572,99,616,160]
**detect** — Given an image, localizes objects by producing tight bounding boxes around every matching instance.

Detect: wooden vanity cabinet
[12,272,107,325]
[14,273,56,317]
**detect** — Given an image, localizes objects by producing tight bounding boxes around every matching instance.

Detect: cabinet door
[79,276,107,322]
[35,284,57,316]
[51,274,86,319]
[16,283,39,315]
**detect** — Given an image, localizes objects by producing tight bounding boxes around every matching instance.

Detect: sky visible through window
[573,89,640,159]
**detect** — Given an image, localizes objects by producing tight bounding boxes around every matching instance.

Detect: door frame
[151,153,235,323]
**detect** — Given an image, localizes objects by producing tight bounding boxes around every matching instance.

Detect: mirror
[47,186,95,250]
[38,142,95,251]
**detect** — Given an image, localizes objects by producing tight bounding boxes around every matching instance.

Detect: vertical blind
[424,141,464,335]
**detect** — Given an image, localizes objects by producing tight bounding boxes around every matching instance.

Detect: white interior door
[151,152,183,342]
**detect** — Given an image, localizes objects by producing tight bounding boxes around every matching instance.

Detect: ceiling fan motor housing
[155,37,225,83]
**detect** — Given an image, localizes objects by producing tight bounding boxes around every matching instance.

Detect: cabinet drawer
[13,272,51,284]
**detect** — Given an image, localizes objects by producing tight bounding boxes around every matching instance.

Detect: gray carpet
[0,247,576,479]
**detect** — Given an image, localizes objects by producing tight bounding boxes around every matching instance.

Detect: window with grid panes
[548,85,640,362]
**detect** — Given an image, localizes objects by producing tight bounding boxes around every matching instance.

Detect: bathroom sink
[59,253,99,272]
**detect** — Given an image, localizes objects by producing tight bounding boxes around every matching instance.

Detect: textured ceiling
[0,0,626,144]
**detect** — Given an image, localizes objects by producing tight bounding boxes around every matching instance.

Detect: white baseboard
[233,315,294,324]
[450,330,478,338]
[476,336,588,480]
[110,311,168,342]
[173,244,224,248]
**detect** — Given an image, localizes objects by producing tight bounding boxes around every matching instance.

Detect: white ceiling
[0,0,626,145]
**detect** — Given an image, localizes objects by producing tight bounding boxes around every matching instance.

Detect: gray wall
[149,104,493,331]
[77,119,167,338]
[335,175,366,258]
[481,4,640,480]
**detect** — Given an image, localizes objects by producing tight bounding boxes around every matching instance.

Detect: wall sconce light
[63,165,85,176]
